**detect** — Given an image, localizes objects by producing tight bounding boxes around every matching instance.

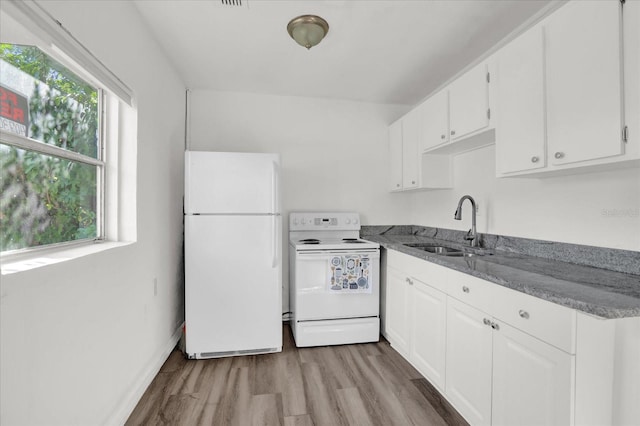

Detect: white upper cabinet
[420,60,495,156]
[420,89,449,152]
[495,0,633,177]
[449,62,491,141]
[545,0,624,166]
[624,0,639,157]
[387,108,453,192]
[495,26,546,175]
[390,0,637,183]
[402,108,420,190]
[388,110,421,192]
[388,119,403,192]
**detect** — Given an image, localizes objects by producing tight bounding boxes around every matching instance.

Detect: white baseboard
[103,323,184,426]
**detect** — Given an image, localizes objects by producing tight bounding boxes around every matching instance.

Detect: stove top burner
[343,238,365,244]
[300,238,320,245]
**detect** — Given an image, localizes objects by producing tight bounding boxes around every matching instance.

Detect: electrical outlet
[475,202,481,216]
[153,278,158,296]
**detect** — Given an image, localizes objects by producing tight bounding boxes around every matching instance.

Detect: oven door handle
[297,250,379,257]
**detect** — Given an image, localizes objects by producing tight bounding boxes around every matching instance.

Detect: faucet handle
[464,229,475,240]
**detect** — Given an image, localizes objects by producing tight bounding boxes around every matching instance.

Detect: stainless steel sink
[403,243,492,257]
[442,252,481,257]
[403,243,462,254]
[422,246,462,255]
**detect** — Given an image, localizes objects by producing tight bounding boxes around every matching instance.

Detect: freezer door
[185,215,282,355]
[185,151,280,214]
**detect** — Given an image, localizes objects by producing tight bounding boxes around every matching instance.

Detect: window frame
[0,79,106,254]
[0,1,136,266]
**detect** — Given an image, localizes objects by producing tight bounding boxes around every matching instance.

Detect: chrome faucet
[454,195,478,247]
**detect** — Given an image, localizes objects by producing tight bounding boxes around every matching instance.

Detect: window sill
[0,241,134,275]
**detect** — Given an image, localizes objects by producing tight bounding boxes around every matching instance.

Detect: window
[0,1,135,259]
[1,44,103,252]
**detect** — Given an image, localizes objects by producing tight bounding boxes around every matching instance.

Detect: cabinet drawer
[447,269,496,315]
[490,285,576,354]
[387,250,448,293]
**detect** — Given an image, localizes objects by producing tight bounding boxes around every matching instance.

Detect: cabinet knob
[491,322,500,331]
[518,310,530,319]
[441,134,446,139]
[396,183,400,188]
[450,130,456,136]
[554,152,565,159]
[411,180,416,185]
[531,156,539,163]
[462,286,470,293]
[405,278,414,285]
[483,318,491,326]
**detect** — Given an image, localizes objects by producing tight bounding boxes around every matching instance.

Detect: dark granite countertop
[362,226,640,319]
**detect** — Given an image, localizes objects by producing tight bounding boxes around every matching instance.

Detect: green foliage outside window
[0,44,99,252]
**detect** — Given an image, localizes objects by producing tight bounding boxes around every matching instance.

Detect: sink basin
[403,243,492,257]
[403,243,462,254]
[443,252,481,257]
[423,246,462,255]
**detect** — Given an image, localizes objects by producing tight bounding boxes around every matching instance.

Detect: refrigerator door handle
[271,161,279,214]
[271,214,279,268]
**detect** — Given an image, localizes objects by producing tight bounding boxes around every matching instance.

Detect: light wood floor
[126,324,468,426]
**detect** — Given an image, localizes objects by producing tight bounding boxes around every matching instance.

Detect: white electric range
[288,212,380,347]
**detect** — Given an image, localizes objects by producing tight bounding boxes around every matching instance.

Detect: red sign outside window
[0,84,29,137]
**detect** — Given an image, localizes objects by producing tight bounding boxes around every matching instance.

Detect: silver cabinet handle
[483,318,491,326]
[451,130,456,136]
[441,134,446,139]
[405,277,413,285]
[519,310,530,319]
[396,183,400,187]
[491,322,500,330]
[531,156,539,163]
[462,286,470,293]
[554,152,565,159]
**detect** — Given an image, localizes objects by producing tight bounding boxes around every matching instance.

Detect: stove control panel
[290,212,361,231]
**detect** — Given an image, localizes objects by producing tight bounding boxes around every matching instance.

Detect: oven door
[293,249,380,321]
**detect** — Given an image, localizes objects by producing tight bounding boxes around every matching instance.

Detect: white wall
[188,90,411,310]
[0,2,186,425]
[408,145,640,251]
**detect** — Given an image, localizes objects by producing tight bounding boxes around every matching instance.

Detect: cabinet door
[495,26,546,174]
[492,321,574,426]
[545,0,623,165]
[420,89,449,152]
[385,267,411,355]
[411,280,447,391]
[449,62,490,140]
[402,109,420,189]
[388,120,403,191]
[445,297,493,426]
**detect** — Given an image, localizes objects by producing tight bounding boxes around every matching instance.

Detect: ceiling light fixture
[287,15,329,50]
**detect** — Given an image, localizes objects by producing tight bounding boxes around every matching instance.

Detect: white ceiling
[133,0,552,106]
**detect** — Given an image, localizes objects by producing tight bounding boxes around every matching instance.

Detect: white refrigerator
[184,151,282,359]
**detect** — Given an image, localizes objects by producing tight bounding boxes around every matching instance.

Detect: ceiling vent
[221,0,247,7]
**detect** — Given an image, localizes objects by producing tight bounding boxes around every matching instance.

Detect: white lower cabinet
[492,320,574,426]
[410,279,447,391]
[384,263,447,390]
[445,297,493,425]
[384,250,579,426]
[385,266,411,355]
[445,296,574,426]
